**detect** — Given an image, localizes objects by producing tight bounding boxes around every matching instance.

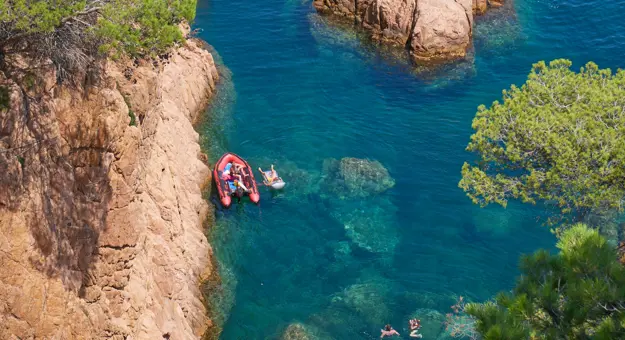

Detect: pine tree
[466,224,625,339]
[459,60,625,224]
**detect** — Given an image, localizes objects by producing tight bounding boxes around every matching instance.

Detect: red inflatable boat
[213,153,260,208]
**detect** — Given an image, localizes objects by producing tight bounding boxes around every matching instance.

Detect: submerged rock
[331,279,393,324]
[409,308,447,339]
[331,198,399,254]
[473,0,524,54]
[321,157,394,199]
[281,322,332,340]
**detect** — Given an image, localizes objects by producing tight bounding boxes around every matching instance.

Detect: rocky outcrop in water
[0,34,218,339]
[313,0,504,62]
[320,157,394,199]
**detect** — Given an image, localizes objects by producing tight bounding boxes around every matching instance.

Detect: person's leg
[410,330,422,338]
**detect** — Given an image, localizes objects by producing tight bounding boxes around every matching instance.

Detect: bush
[0,0,197,81]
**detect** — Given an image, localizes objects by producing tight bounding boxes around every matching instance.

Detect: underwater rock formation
[331,280,392,324]
[330,198,399,254]
[320,157,394,199]
[281,322,332,340]
[409,308,447,339]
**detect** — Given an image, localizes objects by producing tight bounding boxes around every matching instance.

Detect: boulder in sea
[409,308,447,339]
[320,157,394,199]
[281,322,332,340]
[409,0,473,63]
[313,0,481,63]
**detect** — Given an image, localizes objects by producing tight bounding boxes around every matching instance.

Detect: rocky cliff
[313,0,504,62]
[0,35,218,339]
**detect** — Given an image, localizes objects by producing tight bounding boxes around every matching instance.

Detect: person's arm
[258,168,268,181]
[393,330,400,336]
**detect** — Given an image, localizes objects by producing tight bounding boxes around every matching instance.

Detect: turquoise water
[194,0,625,338]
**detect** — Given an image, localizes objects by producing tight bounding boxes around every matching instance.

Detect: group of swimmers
[380,319,422,338]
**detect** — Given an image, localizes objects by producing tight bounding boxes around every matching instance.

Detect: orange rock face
[0,36,219,339]
[314,0,504,62]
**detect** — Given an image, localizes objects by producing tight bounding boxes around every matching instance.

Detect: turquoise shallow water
[194,0,625,338]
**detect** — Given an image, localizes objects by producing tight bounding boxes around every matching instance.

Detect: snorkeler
[380,324,400,338]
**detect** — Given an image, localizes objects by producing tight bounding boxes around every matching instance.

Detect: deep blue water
[194,0,625,338]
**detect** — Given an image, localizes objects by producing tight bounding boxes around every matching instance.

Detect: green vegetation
[0,85,9,110]
[459,59,625,223]
[17,156,24,169]
[0,0,197,80]
[466,224,625,339]
[128,109,136,126]
[119,88,136,126]
[96,0,196,57]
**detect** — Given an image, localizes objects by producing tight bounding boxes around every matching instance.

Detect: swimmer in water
[380,324,400,338]
[409,319,423,338]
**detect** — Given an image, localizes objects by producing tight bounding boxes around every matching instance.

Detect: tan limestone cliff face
[0,37,218,339]
[313,0,502,62]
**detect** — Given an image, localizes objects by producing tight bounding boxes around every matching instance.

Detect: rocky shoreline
[313,0,504,63]
[0,35,219,339]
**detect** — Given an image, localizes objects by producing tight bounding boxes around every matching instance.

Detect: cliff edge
[0,36,218,339]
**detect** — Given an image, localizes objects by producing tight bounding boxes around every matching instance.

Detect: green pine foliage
[0,0,197,80]
[466,224,625,339]
[459,59,625,222]
[0,0,88,33]
[95,0,197,57]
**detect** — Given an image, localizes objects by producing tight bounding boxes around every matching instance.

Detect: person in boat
[231,162,246,176]
[409,319,422,338]
[258,164,279,184]
[380,324,400,338]
[222,163,248,192]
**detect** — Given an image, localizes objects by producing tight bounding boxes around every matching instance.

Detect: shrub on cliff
[0,0,196,80]
[466,224,625,339]
[459,59,625,225]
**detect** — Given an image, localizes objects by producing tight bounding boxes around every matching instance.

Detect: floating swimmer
[258,164,285,190]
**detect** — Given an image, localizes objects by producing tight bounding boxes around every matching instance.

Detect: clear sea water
[194,0,625,338]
